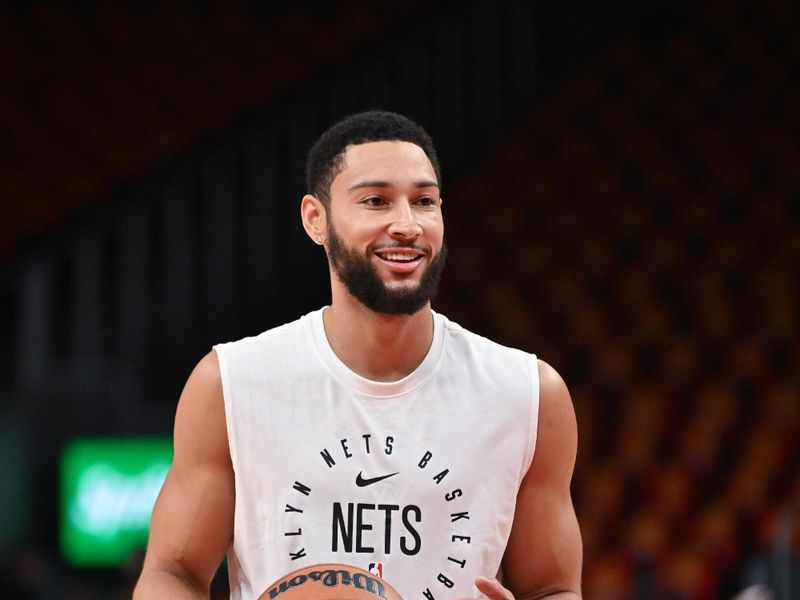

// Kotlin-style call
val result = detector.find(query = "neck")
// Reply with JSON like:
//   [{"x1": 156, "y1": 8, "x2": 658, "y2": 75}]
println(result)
[{"x1": 322, "y1": 293, "x2": 434, "y2": 382}]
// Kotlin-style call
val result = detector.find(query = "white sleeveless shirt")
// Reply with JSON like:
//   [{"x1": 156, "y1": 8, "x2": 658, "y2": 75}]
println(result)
[{"x1": 214, "y1": 308, "x2": 539, "y2": 600}]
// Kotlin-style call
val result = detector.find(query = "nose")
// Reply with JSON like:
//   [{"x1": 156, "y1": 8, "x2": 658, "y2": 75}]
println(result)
[{"x1": 388, "y1": 199, "x2": 422, "y2": 240}]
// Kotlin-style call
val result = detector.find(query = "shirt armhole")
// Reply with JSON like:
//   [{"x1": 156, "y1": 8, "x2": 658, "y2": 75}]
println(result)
[
  {"x1": 520, "y1": 353, "x2": 540, "y2": 482},
  {"x1": 212, "y1": 343, "x2": 239, "y2": 478}
]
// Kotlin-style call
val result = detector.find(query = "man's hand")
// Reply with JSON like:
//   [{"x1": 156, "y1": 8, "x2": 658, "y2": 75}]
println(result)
[
  {"x1": 451, "y1": 576, "x2": 514, "y2": 600},
  {"x1": 453, "y1": 576, "x2": 582, "y2": 600},
  {"x1": 475, "y1": 576, "x2": 515, "y2": 599}
]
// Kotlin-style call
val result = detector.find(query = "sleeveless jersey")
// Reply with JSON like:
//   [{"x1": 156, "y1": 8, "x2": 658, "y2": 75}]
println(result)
[{"x1": 214, "y1": 308, "x2": 539, "y2": 600}]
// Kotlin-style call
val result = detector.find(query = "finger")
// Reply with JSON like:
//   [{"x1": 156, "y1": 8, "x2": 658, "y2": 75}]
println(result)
[{"x1": 474, "y1": 576, "x2": 514, "y2": 600}]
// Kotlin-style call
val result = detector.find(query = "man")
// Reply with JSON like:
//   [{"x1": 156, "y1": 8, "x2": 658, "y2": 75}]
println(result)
[{"x1": 135, "y1": 111, "x2": 582, "y2": 599}]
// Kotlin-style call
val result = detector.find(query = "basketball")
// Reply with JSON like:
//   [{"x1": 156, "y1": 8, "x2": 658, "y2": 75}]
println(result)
[{"x1": 258, "y1": 563, "x2": 404, "y2": 600}]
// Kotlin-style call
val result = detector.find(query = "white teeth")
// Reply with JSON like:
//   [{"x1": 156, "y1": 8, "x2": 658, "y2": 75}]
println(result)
[{"x1": 380, "y1": 252, "x2": 419, "y2": 262}]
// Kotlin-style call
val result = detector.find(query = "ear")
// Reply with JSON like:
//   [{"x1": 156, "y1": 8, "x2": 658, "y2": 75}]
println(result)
[{"x1": 301, "y1": 194, "x2": 327, "y2": 245}]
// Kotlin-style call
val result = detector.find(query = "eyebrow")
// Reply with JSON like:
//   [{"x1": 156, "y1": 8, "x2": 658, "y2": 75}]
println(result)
[{"x1": 348, "y1": 179, "x2": 440, "y2": 191}]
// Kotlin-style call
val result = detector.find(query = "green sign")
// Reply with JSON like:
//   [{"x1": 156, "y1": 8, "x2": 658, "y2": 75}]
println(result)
[{"x1": 60, "y1": 437, "x2": 172, "y2": 567}]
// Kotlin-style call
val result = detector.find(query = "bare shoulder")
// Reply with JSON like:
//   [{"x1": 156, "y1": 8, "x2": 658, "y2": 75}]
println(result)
[
  {"x1": 537, "y1": 358, "x2": 571, "y2": 409},
  {"x1": 173, "y1": 350, "x2": 229, "y2": 469},
  {"x1": 530, "y1": 358, "x2": 577, "y2": 484},
  {"x1": 184, "y1": 349, "x2": 223, "y2": 393}
]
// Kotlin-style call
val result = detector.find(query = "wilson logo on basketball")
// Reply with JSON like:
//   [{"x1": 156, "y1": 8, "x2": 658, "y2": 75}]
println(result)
[{"x1": 264, "y1": 567, "x2": 389, "y2": 600}]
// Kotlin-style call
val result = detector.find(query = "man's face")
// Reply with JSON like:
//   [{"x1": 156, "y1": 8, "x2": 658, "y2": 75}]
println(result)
[{"x1": 324, "y1": 141, "x2": 446, "y2": 315}]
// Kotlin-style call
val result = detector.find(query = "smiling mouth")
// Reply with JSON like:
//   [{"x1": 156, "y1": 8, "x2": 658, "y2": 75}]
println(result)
[{"x1": 374, "y1": 249, "x2": 425, "y2": 264}]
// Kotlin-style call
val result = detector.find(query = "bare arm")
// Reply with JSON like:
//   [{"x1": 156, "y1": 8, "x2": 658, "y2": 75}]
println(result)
[
  {"x1": 470, "y1": 359, "x2": 582, "y2": 600},
  {"x1": 134, "y1": 351, "x2": 234, "y2": 599}
]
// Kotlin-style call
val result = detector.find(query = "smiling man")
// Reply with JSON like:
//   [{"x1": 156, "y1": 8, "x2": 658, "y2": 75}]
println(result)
[{"x1": 135, "y1": 111, "x2": 582, "y2": 599}]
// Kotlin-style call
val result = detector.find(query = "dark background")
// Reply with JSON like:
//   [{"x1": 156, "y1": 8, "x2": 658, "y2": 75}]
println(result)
[{"x1": 0, "y1": 1, "x2": 797, "y2": 598}]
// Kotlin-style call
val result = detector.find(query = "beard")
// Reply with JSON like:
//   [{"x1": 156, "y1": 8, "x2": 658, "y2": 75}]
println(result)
[{"x1": 326, "y1": 222, "x2": 448, "y2": 316}]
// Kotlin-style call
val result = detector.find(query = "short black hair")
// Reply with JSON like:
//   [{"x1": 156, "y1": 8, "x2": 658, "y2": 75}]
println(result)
[{"x1": 305, "y1": 110, "x2": 441, "y2": 205}]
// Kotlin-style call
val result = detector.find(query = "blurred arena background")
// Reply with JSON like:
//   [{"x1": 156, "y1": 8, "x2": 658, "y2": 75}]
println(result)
[{"x1": 0, "y1": 0, "x2": 797, "y2": 598}]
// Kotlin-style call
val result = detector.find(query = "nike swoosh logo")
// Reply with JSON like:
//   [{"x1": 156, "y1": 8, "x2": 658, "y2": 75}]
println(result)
[{"x1": 356, "y1": 471, "x2": 399, "y2": 487}]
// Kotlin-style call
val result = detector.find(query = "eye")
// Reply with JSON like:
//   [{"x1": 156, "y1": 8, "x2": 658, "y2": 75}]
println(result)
[
  {"x1": 362, "y1": 196, "x2": 387, "y2": 207},
  {"x1": 416, "y1": 196, "x2": 437, "y2": 207}
]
